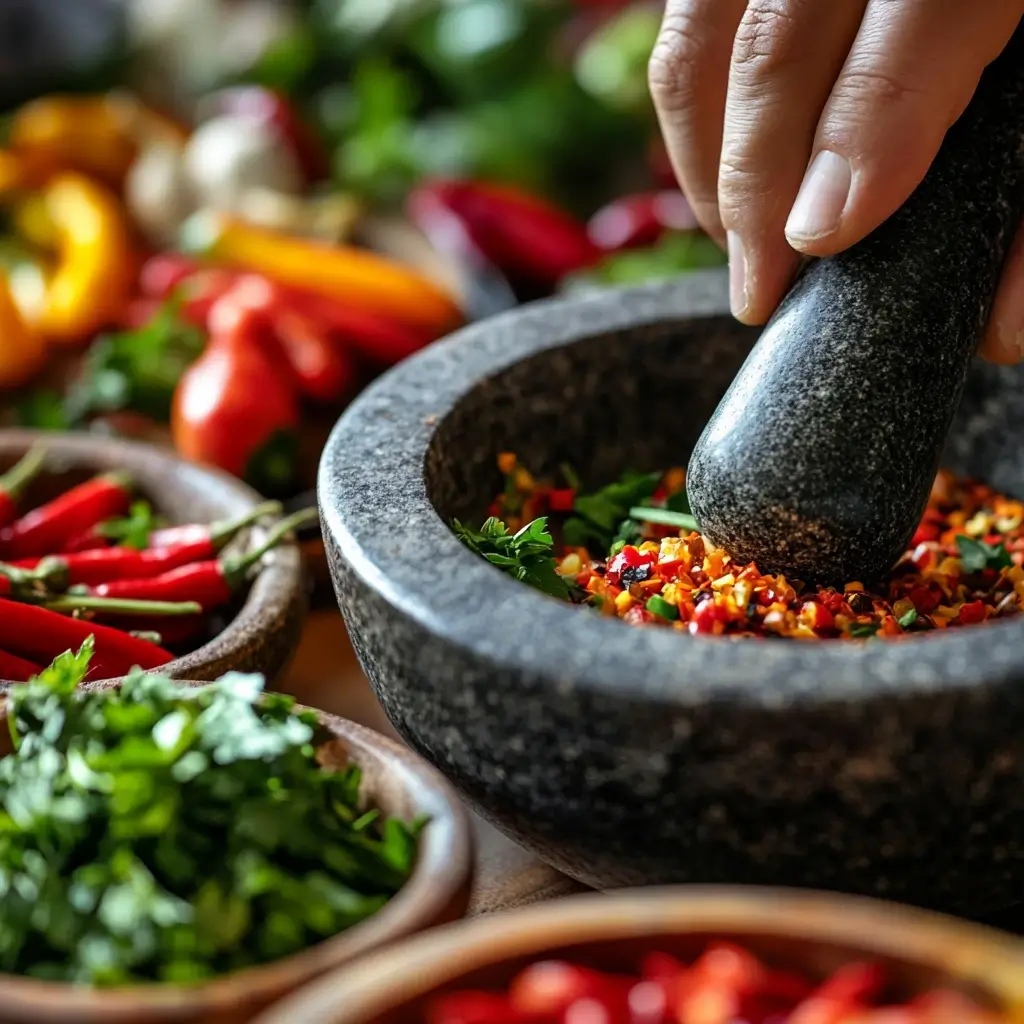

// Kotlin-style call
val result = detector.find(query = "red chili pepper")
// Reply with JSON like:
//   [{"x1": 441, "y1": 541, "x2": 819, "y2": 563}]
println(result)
[
  {"x1": 408, "y1": 180, "x2": 599, "y2": 288},
  {"x1": 587, "y1": 191, "x2": 699, "y2": 252},
  {"x1": 0, "y1": 472, "x2": 132, "y2": 560},
  {"x1": 0, "y1": 648, "x2": 43, "y2": 682},
  {"x1": 91, "y1": 508, "x2": 316, "y2": 611},
  {"x1": 548, "y1": 488, "x2": 576, "y2": 513},
  {"x1": 957, "y1": 599, "x2": 988, "y2": 625},
  {"x1": 606, "y1": 545, "x2": 656, "y2": 587},
  {"x1": 205, "y1": 87, "x2": 328, "y2": 183},
  {"x1": 0, "y1": 598, "x2": 174, "y2": 679},
  {"x1": 12, "y1": 501, "x2": 281, "y2": 586},
  {"x1": 171, "y1": 305, "x2": 300, "y2": 494},
  {"x1": 179, "y1": 267, "x2": 242, "y2": 325},
  {"x1": 790, "y1": 962, "x2": 884, "y2": 1024},
  {"x1": 0, "y1": 444, "x2": 46, "y2": 529}
]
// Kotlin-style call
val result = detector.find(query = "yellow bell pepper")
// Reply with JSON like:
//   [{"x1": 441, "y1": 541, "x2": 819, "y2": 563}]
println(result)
[
  {"x1": 8, "y1": 95, "x2": 139, "y2": 187},
  {"x1": 180, "y1": 210, "x2": 463, "y2": 333},
  {"x1": 32, "y1": 173, "x2": 133, "y2": 347},
  {"x1": 0, "y1": 276, "x2": 46, "y2": 388}
]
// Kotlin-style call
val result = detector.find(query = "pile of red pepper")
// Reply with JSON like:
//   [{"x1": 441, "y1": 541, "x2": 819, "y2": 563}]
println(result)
[
  {"x1": 426, "y1": 946, "x2": 1006, "y2": 1023},
  {"x1": 0, "y1": 445, "x2": 312, "y2": 681}
]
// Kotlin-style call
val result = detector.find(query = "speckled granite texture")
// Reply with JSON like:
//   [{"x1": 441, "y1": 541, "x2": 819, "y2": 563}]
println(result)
[
  {"x1": 689, "y1": 25, "x2": 1024, "y2": 584},
  {"x1": 320, "y1": 273, "x2": 1024, "y2": 914}
]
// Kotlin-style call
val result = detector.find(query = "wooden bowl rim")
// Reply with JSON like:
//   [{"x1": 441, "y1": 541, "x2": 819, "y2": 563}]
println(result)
[
  {"x1": 0, "y1": 429, "x2": 305, "y2": 685},
  {"x1": 252, "y1": 886, "x2": 1024, "y2": 1023},
  {"x1": 0, "y1": 696, "x2": 474, "y2": 1018}
]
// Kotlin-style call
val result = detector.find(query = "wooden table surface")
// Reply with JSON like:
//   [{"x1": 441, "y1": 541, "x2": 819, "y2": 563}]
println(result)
[{"x1": 280, "y1": 609, "x2": 588, "y2": 916}]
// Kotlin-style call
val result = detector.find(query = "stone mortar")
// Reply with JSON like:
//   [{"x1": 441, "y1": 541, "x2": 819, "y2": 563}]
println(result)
[{"x1": 320, "y1": 272, "x2": 1024, "y2": 915}]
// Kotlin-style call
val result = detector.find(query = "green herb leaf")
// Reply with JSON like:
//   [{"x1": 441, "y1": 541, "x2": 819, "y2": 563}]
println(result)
[
  {"x1": 96, "y1": 502, "x2": 167, "y2": 551},
  {"x1": 0, "y1": 655, "x2": 420, "y2": 985},
  {"x1": 15, "y1": 390, "x2": 71, "y2": 431},
  {"x1": 453, "y1": 516, "x2": 569, "y2": 599},
  {"x1": 956, "y1": 534, "x2": 1013, "y2": 574},
  {"x1": 629, "y1": 506, "x2": 699, "y2": 532},
  {"x1": 562, "y1": 471, "x2": 659, "y2": 552},
  {"x1": 63, "y1": 299, "x2": 204, "y2": 426},
  {"x1": 898, "y1": 608, "x2": 918, "y2": 629}
]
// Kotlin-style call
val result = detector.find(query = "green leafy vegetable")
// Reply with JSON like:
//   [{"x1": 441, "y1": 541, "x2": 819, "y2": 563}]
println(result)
[
  {"x1": 14, "y1": 389, "x2": 71, "y2": 431},
  {"x1": 629, "y1": 506, "x2": 699, "y2": 532},
  {"x1": 0, "y1": 646, "x2": 421, "y2": 985},
  {"x1": 452, "y1": 516, "x2": 569, "y2": 598},
  {"x1": 562, "y1": 471, "x2": 659, "y2": 552},
  {"x1": 96, "y1": 502, "x2": 167, "y2": 551},
  {"x1": 62, "y1": 299, "x2": 205, "y2": 427},
  {"x1": 955, "y1": 534, "x2": 1013, "y2": 574},
  {"x1": 565, "y1": 232, "x2": 727, "y2": 291}
]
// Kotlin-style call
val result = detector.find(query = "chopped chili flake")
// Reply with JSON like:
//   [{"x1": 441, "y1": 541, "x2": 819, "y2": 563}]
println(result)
[{"x1": 461, "y1": 458, "x2": 1024, "y2": 640}]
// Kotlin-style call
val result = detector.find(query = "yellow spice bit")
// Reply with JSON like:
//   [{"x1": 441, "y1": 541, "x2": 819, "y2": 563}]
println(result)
[
  {"x1": 844, "y1": 581, "x2": 864, "y2": 593},
  {"x1": 711, "y1": 573, "x2": 736, "y2": 591},
  {"x1": 965, "y1": 512, "x2": 991, "y2": 537},
  {"x1": 937, "y1": 557, "x2": 962, "y2": 577},
  {"x1": 513, "y1": 467, "x2": 535, "y2": 491},
  {"x1": 892, "y1": 597, "x2": 915, "y2": 620},
  {"x1": 614, "y1": 591, "x2": 635, "y2": 614},
  {"x1": 558, "y1": 553, "x2": 581, "y2": 577},
  {"x1": 638, "y1": 541, "x2": 659, "y2": 555}
]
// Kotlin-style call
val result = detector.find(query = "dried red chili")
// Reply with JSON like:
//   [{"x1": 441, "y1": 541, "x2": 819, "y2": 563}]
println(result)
[{"x1": 467, "y1": 457, "x2": 1024, "y2": 640}]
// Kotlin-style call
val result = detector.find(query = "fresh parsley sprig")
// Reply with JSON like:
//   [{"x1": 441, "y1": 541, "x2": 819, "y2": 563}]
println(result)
[
  {"x1": 452, "y1": 516, "x2": 570, "y2": 598},
  {"x1": 562, "y1": 471, "x2": 660, "y2": 552}
]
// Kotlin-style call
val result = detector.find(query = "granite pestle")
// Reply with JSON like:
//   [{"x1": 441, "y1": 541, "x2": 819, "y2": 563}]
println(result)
[{"x1": 687, "y1": 25, "x2": 1024, "y2": 584}]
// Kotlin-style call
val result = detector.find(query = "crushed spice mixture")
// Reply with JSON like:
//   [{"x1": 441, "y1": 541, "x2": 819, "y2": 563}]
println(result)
[{"x1": 452, "y1": 454, "x2": 1024, "y2": 640}]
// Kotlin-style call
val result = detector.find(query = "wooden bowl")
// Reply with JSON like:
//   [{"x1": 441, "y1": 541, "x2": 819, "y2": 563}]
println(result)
[
  {"x1": 0, "y1": 429, "x2": 307, "y2": 685},
  {"x1": 253, "y1": 887, "x2": 1024, "y2": 1023},
  {"x1": 0, "y1": 700, "x2": 474, "y2": 1023}
]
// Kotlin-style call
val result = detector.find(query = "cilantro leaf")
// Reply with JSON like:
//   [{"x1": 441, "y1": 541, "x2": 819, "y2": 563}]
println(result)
[
  {"x1": 898, "y1": 608, "x2": 918, "y2": 628},
  {"x1": 453, "y1": 516, "x2": 570, "y2": 598},
  {"x1": 848, "y1": 621, "x2": 881, "y2": 638},
  {"x1": 562, "y1": 471, "x2": 659, "y2": 552},
  {"x1": 956, "y1": 534, "x2": 1013, "y2": 574}
]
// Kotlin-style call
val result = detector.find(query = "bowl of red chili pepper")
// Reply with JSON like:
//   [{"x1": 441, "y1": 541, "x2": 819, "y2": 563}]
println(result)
[
  {"x1": 253, "y1": 888, "x2": 1024, "y2": 1023},
  {"x1": 320, "y1": 271, "x2": 1024, "y2": 914},
  {"x1": 0, "y1": 429, "x2": 307, "y2": 685}
]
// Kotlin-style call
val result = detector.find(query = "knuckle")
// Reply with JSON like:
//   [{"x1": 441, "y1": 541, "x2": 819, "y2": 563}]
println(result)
[
  {"x1": 648, "y1": 2, "x2": 710, "y2": 108},
  {"x1": 717, "y1": 153, "x2": 777, "y2": 222},
  {"x1": 832, "y1": 64, "x2": 924, "y2": 112},
  {"x1": 731, "y1": 0, "x2": 802, "y2": 78}
]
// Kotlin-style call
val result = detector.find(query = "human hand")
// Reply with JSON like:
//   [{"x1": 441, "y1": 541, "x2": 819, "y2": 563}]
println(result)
[{"x1": 649, "y1": 0, "x2": 1024, "y2": 363}]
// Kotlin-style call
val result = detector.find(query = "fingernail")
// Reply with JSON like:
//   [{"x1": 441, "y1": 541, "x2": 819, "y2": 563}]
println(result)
[
  {"x1": 786, "y1": 149, "x2": 852, "y2": 245},
  {"x1": 727, "y1": 231, "x2": 748, "y2": 318}
]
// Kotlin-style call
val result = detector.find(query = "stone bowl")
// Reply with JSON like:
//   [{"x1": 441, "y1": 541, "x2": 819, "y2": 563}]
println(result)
[
  {"x1": 0, "y1": 430, "x2": 307, "y2": 685},
  {"x1": 254, "y1": 888, "x2": 1024, "y2": 1023},
  {"x1": 0, "y1": 692, "x2": 474, "y2": 1024},
  {"x1": 319, "y1": 271, "x2": 1024, "y2": 915}
]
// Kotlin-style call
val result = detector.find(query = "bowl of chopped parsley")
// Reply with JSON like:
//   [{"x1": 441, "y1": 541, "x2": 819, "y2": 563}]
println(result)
[
  {"x1": 0, "y1": 643, "x2": 472, "y2": 1022},
  {"x1": 320, "y1": 271, "x2": 1024, "y2": 915}
]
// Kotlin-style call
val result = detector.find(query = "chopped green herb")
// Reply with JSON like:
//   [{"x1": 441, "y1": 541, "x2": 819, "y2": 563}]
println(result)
[
  {"x1": 62, "y1": 299, "x2": 205, "y2": 426},
  {"x1": 898, "y1": 608, "x2": 918, "y2": 629},
  {"x1": 848, "y1": 621, "x2": 881, "y2": 638},
  {"x1": 452, "y1": 516, "x2": 570, "y2": 598},
  {"x1": 628, "y1": 506, "x2": 699, "y2": 532},
  {"x1": 0, "y1": 646, "x2": 421, "y2": 985},
  {"x1": 563, "y1": 471, "x2": 659, "y2": 551},
  {"x1": 956, "y1": 534, "x2": 1013, "y2": 574},
  {"x1": 646, "y1": 595, "x2": 678, "y2": 621}
]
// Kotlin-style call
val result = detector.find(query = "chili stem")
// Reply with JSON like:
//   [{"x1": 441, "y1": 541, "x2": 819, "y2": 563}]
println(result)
[
  {"x1": 44, "y1": 596, "x2": 203, "y2": 616},
  {"x1": 0, "y1": 444, "x2": 47, "y2": 498},
  {"x1": 210, "y1": 500, "x2": 284, "y2": 546},
  {"x1": 222, "y1": 507, "x2": 319, "y2": 584}
]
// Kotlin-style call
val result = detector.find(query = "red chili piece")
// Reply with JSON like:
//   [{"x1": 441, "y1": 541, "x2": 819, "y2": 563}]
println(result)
[
  {"x1": 13, "y1": 501, "x2": 281, "y2": 586},
  {"x1": 0, "y1": 648, "x2": 43, "y2": 682},
  {"x1": 0, "y1": 445, "x2": 47, "y2": 529},
  {"x1": 0, "y1": 472, "x2": 132, "y2": 560},
  {"x1": 91, "y1": 508, "x2": 317, "y2": 612},
  {"x1": 0, "y1": 598, "x2": 173, "y2": 679},
  {"x1": 605, "y1": 546, "x2": 656, "y2": 587}
]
